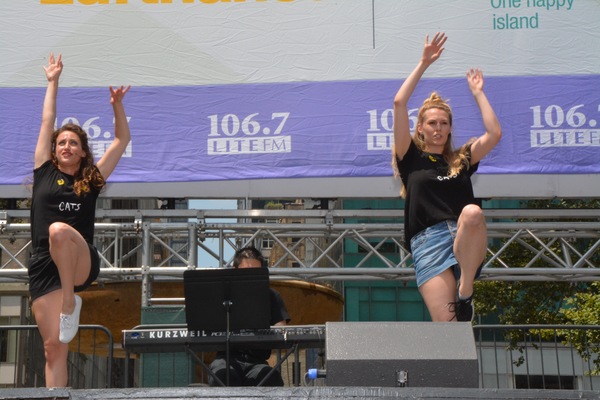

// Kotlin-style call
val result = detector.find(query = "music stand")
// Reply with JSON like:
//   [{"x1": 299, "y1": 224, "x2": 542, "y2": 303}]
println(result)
[{"x1": 183, "y1": 267, "x2": 271, "y2": 385}]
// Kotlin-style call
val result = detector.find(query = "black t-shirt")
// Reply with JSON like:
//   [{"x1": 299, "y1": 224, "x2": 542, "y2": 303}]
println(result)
[
  {"x1": 30, "y1": 160, "x2": 100, "y2": 252},
  {"x1": 269, "y1": 288, "x2": 290, "y2": 326},
  {"x1": 396, "y1": 141, "x2": 479, "y2": 251}
]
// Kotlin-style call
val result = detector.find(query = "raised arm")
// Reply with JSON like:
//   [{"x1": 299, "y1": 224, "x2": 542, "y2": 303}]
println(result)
[
  {"x1": 466, "y1": 68, "x2": 502, "y2": 165},
  {"x1": 35, "y1": 53, "x2": 63, "y2": 169},
  {"x1": 393, "y1": 32, "x2": 447, "y2": 159},
  {"x1": 96, "y1": 85, "x2": 131, "y2": 180}
]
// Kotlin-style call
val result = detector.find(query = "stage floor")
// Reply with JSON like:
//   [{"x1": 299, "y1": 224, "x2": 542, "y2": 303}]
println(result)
[{"x1": 0, "y1": 387, "x2": 599, "y2": 400}]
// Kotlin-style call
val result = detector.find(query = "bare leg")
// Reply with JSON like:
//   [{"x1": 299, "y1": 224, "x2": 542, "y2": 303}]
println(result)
[
  {"x1": 37, "y1": 222, "x2": 92, "y2": 386},
  {"x1": 453, "y1": 204, "x2": 487, "y2": 298},
  {"x1": 48, "y1": 222, "x2": 91, "y2": 314},
  {"x1": 32, "y1": 290, "x2": 69, "y2": 387},
  {"x1": 419, "y1": 268, "x2": 457, "y2": 321}
]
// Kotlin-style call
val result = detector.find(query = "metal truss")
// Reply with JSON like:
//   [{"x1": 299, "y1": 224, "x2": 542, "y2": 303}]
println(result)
[{"x1": 1, "y1": 208, "x2": 599, "y2": 289}]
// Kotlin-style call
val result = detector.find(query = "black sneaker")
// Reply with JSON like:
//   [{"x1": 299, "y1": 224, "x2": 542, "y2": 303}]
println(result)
[{"x1": 449, "y1": 295, "x2": 474, "y2": 322}]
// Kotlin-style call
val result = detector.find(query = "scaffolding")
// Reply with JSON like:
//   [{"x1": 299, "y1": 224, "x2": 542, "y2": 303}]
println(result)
[{"x1": 1, "y1": 208, "x2": 598, "y2": 305}]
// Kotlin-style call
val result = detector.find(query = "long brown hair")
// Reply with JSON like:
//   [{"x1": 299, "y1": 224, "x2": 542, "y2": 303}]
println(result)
[
  {"x1": 51, "y1": 123, "x2": 105, "y2": 196},
  {"x1": 393, "y1": 92, "x2": 474, "y2": 198}
]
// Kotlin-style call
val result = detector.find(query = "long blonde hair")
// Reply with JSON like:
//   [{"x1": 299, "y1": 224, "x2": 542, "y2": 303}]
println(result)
[{"x1": 393, "y1": 92, "x2": 474, "y2": 198}]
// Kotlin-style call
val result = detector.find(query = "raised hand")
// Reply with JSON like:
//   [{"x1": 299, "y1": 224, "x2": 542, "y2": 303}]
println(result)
[
  {"x1": 466, "y1": 68, "x2": 484, "y2": 95},
  {"x1": 109, "y1": 85, "x2": 131, "y2": 105},
  {"x1": 43, "y1": 52, "x2": 63, "y2": 82},
  {"x1": 422, "y1": 32, "x2": 447, "y2": 66}
]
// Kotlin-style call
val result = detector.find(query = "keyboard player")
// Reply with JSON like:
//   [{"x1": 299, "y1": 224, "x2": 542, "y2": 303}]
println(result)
[{"x1": 209, "y1": 246, "x2": 290, "y2": 387}]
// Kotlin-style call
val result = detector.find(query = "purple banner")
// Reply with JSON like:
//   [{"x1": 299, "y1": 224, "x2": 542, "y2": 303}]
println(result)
[{"x1": 1, "y1": 75, "x2": 599, "y2": 185}]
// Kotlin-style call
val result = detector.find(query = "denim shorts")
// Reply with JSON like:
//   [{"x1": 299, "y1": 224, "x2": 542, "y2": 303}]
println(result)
[{"x1": 410, "y1": 220, "x2": 460, "y2": 287}]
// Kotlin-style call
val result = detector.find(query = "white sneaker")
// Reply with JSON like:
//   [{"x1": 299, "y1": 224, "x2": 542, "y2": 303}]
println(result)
[{"x1": 59, "y1": 295, "x2": 82, "y2": 344}]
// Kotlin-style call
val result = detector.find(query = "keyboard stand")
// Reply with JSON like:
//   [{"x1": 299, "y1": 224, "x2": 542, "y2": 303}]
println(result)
[
  {"x1": 183, "y1": 342, "x2": 299, "y2": 387},
  {"x1": 184, "y1": 299, "x2": 235, "y2": 387},
  {"x1": 256, "y1": 344, "x2": 298, "y2": 387},
  {"x1": 223, "y1": 299, "x2": 233, "y2": 386},
  {"x1": 184, "y1": 345, "x2": 225, "y2": 387}
]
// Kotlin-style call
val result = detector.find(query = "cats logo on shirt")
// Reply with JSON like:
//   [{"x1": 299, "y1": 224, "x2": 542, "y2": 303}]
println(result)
[
  {"x1": 55, "y1": 180, "x2": 82, "y2": 212},
  {"x1": 59, "y1": 202, "x2": 82, "y2": 212}
]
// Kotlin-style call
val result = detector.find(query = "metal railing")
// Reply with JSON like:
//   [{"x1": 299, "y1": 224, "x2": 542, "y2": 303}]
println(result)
[
  {"x1": 0, "y1": 323, "x2": 597, "y2": 390},
  {"x1": 0, "y1": 324, "x2": 114, "y2": 389},
  {"x1": 474, "y1": 325, "x2": 599, "y2": 391}
]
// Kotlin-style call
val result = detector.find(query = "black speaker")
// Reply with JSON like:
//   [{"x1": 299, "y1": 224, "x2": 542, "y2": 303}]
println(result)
[{"x1": 325, "y1": 322, "x2": 478, "y2": 388}]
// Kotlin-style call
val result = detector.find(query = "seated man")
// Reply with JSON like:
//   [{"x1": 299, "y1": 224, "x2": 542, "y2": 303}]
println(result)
[{"x1": 208, "y1": 246, "x2": 290, "y2": 387}]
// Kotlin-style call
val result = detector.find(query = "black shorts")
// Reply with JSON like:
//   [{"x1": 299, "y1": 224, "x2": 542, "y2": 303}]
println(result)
[{"x1": 28, "y1": 243, "x2": 100, "y2": 301}]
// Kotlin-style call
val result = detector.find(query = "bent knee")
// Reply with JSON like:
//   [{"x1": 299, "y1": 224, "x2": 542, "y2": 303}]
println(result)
[
  {"x1": 48, "y1": 222, "x2": 72, "y2": 243},
  {"x1": 459, "y1": 204, "x2": 485, "y2": 227}
]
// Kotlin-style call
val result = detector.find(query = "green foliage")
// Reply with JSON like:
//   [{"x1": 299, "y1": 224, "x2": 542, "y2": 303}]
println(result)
[
  {"x1": 475, "y1": 281, "x2": 585, "y2": 368},
  {"x1": 265, "y1": 201, "x2": 284, "y2": 210},
  {"x1": 475, "y1": 198, "x2": 600, "y2": 374},
  {"x1": 561, "y1": 282, "x2": 600, "y2": 324},
  {"x1": 526, "y1": 198, "x2": 600, "y2": 210},
  {"x1": 558, "y1": 282, "x2": 600, "y2": 374},
  {"x1": 475, "y1": 281, "x2": 577, "y2": 325}
]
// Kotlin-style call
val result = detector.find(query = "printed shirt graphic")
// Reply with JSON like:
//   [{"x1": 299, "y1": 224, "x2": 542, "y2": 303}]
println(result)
[{"x1": 30, "y1": 161, "x2": 100, "y2": 250}]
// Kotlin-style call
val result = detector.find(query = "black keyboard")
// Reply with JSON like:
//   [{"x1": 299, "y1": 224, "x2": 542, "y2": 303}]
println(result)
[{"x1": 122, "y1": 325, "x2": 326, "y2": 353}]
